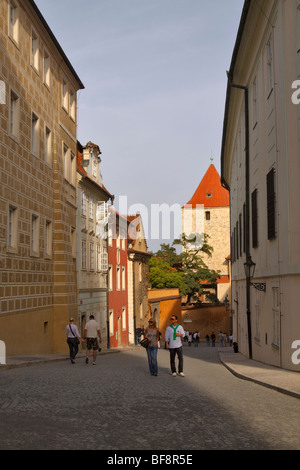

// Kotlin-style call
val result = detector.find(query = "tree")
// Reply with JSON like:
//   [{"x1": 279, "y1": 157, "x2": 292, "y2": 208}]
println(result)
[{"x1": 149, "y1": 234, "x2": 220, "y2": 304}]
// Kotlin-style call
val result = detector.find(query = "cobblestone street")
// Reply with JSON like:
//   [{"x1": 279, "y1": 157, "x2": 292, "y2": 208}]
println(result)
[{"x1": 0, "y1": 344, "x2": 299, "y2": 451}]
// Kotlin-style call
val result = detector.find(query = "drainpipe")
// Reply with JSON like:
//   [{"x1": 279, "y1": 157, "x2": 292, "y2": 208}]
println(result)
[{"x1": 227, "y1": 75, "x2": 252, "y2": 359}]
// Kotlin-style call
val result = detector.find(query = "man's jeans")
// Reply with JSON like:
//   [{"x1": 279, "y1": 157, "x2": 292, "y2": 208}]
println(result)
[
  {"x1": 147, "y1": 346, "x2": 158, "y2": 374},
  {"x1": 169, "y1": 346, "x2": 183, "y2": 373}
]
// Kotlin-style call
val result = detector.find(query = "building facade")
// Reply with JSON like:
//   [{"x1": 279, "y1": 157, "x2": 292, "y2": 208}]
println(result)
[
  {"x1": 221, "y1": 0, "x2": 300, "y2": 370},
  {"x1": 108, "y1": 210, "x2": 129, "y2": 348},
  {"x1": 77, "y1": 141, "x2": 113, "y2": 348},
  {"x1": 127, "y1": 215, "x2": 151, "y2": 344},
  {"x1": 0, "y1": 0, "x2": 84, "y2": 355}
]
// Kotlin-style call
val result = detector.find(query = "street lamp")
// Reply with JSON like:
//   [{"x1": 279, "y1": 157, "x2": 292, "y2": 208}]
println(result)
[{"x1": 244, "y1": 257, "x2": 266, "y2": 292}]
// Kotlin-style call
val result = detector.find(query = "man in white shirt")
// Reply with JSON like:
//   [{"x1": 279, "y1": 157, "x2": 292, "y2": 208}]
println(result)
[
  {"x1": 84, "y1": 315, "x2": 101, "y2": 365},
  {"x1": 165, "y1": 315, "x2": 185, "y2": 377}
]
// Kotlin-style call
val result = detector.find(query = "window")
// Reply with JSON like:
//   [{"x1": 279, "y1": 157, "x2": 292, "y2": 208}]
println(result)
[
  {"x1": 266, "y1": 35, "x2": 273, "y2": 95},
  {"x1": 45, "y1": 220, "x2": 52, "y2": 257},
  {"x1": 205, "y1": 211, "x2": 210, "y2": 221},
  {"x1": 272, "y1": 287, "x2": 280, "y2": 348},
  {"x1": 63, "y1": 144, "x2": 75, "y2": 184},
  {"x1": 122, "y1": 307, "x2": 126, "y2": 330},
  {"x1": 81, "y1": 192, "x2": 87, "y2": 217},
  {"x1": 31, "y1": 112, "x2": 39, "y2": 155},
  {"x1": 31, "y1": 214, "x2": 39, "y2": 255},
  {"x1": 251, "y1": 189, "x2": 258, "y2": 248},
  {"x1": 138, "y1": 262, "x2": 142, "y2": 282},
  {"x1": 108, "y1": 265, "x2": 113, "y2": 290},
  {"x1": 70, "y1": 151, "x2": 75, "y2": 186},
  {"x1": 45, "y1": 126, "x2": 52, "y2": 165},
  {"x1": 81, "y1": 240, "x2": 86, "y2": 269},
  {"x1": 252, "y1": 76, "x2": 257, "y2": 126},
  {"x1": 139, "y1": 302, "x2": 143, "y2": 320},
  {"x1": 239, "y1": 213, "x2": 242, "y2": 256},
  {"x1": 122, "y1": 267, "x2": 126, "y2": 290},
  {"x1": 62, "y1": 79, "x2": 68, "y2": 110},
  {"x1": 10, "y1": 89, "x2": 19, "y2": 138},
  {"x1": 109, "y1": 310, "x2": 114, "y2": 336},
  {"x1": 96, "y1": 201, "x2": 108, "y2": 221},
  {"x1": 89, "y1": 198, "x2": 94, "y2": 220},
  {"x1": 8, "y1": 205, "x2": 17, "y2": 250},
  {"x1": 89, "y1": 243, "x2": 95, "y2": 271},
  {"x1": 43, "y1": 49, "x2": 50, "y2": 87},
  {"x1": 70, "y1": 90, "x2": 75, "y2": 120},
  {"x1": 8, "y1": 0, "x2": 19, "y2": 44},
  {"x1": 267, "y1": 168, "x2": 276, "y2": 240},
  {"x1": 254, "y1": 289, "x2": 261, "y2": 341},
  {"x1": 116, "y1": 266, "x2": 120, "y2": 290},
  {"x1": 31, "y1": 29, "x2": 39, "y2": 71},
  {"x1": 63, "y1": 143, "x2": 69, "y2": 179},
  {"x1": 71, "y1": 227, "x2": 76, "y2": 259}
]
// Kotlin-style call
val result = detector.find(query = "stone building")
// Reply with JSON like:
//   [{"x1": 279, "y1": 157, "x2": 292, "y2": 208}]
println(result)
[
  {"x1": 182, "y1": 162, "x2": 230, "y2": 303},
  {"x1": 0, "y1": 0, "x2": 84, "y2": 355},
  {"x1": 127, "y1": 214, "x2": 151, "y2": 344},
  {"x1": 221, "y1": 0, "x2": 300, "y2": 370},
  {"x1": 76, "y1": 141, "x2": 114, "y2": 347}
]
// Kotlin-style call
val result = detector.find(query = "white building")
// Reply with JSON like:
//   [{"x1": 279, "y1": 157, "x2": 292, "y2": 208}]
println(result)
[
  {"x1": 76, "y1": 141, "x2": 114, "y2": 346},
  {"x1": 221, "y1": 0, "x2": 300, "y2": 371}
]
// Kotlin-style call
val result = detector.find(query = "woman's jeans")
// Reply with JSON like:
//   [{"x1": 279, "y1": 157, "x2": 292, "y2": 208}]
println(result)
[
  {"x1": 147, "y1": 346, "x2": 158, "y2": 374},
  {"x1": 67, "y1": 338, "x2": 78, "y2": 360},
  {"x1": 169, "y1": 347, "x2": 183, "y2": 373}
]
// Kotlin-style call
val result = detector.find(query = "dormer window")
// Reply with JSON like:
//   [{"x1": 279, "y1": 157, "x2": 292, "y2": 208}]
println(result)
[{"x1": 206, "y1": 191, "x2": 213, "y2": 197}]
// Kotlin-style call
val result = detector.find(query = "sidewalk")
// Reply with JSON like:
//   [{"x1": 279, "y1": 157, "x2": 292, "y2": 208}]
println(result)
[
  {"x1": 218, "y1": 347, "x2": 300, "y2": 399},
  {"x1": 0, "y1": 348, "x2": 122, "y2": 370}
]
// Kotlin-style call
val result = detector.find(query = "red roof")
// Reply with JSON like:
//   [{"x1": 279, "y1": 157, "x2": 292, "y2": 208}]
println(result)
[{"x1": 183, "y1": 164, "x2": 229, "y2": 208}]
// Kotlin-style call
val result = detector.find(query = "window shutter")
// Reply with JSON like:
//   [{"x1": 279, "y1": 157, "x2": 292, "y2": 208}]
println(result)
[
  {"x1": 267, "y1": 168, "x2": 276, "y2": 240},
  {"x1": 251, "y1": 189, "x2": 258, "y2": 248}
]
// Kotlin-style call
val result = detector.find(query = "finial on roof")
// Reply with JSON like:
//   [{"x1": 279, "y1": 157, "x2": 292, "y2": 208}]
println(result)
[{"x1": 210, "y1": 155, "x2": 214, "y2": 164}]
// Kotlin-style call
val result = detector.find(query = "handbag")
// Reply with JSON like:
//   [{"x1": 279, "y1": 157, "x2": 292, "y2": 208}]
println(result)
[
  {"x1": 69, "y1": 324, "x2": 80, "y2": 344},
  {"x1": 140, "y1": 329, "x2": 155, "y2": 348},
  {"x1": 140, "y1": 338, "x2": 150, "y2": 348}
]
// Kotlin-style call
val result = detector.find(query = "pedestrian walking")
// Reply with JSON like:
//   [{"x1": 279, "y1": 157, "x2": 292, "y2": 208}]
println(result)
[
  {"x1": 66, "y1": 318, "x2": 83, "y2": 364},
  {"x1": 188, "y1": 332, "x2": 192, "y2": 346},
  {"x1": 206, "y1": 334, "x2": 210, "y2": 346},
  {"x1": 84, "y1": 314, "x2": 101, "y2": 365},
  {"x1": 165, "y1": 314, "x2": 185, "y2": 377},
  {"x1": 211, "y1": 331, "x2": 216, "y2": 347},
  {"x1": 219, "y1": 331, "x2": 223, "y2": 347},
  {"x1": 144, "y1": 318, "x2": 160, "y2": 376},
  {"x1": 136, "y1": 325, "x2": 144, "y2": 345},
  {"x1": 193, "y1": 331, "x2": 199, "y2": 347}
]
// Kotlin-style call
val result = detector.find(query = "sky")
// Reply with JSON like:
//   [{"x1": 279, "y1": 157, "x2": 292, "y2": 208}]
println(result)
[{"x1": 35, "y1": 0, "x2": 244, "y2": 252}]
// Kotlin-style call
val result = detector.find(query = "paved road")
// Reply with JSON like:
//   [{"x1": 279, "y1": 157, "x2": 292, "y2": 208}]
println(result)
[{"x1": 0, "y1": 344, "x2": 299, "y2": 450}]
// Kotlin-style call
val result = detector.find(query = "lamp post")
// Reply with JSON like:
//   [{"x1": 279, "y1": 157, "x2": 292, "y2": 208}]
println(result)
[{"x1": 244, "y1": 258, "x2": 266, "y2": 292}]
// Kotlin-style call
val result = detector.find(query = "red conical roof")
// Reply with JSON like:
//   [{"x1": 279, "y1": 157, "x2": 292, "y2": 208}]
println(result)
[{"x1": 183, "y1": 164, "x2": 229, "y2": 208}]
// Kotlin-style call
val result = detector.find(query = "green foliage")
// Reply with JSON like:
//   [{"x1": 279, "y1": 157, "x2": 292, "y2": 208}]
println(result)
[{"x1": 149, "y1": 234, "x2": 220, "y2": 303}]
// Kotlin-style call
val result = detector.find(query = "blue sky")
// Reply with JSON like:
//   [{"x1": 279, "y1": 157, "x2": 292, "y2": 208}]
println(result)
[{"x1": 35, "y1": 0, "x2": 244, "y2": 251}]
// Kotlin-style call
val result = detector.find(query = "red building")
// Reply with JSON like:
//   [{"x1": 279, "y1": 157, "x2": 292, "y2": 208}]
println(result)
[{"x1": 108, "y1": 210, "x2": 129, "y2": 347}]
